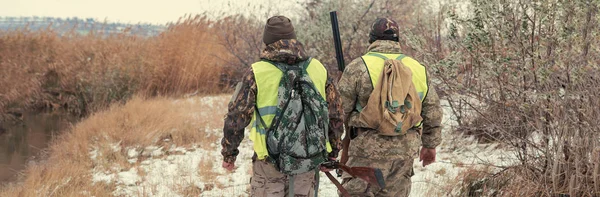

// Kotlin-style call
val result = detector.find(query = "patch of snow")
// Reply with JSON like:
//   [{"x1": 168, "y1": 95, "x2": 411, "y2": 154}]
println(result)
[
  {"x1": 92, "y1": 170, "x2": 115, "y2": 184},
  {"x1": 89, "y1": 149, "x2": 99, "y2": 161},
  {"x1": 141, "y1": 146, "x2": 162, "y2": 157},
  {"x1": 128, "y1": 158, "x2": 138, "y2": 164},
  {"x1": 111, "y1": 142, "x2": 122, "y2": 152},
  {"x1": 117, "y1": 168, "x2": 140, "y2": 186},
  {"x1": 127, "y1": 147, "x2": 140, "y2": 158},
  {"x1": 168, "y1": 146, "x2": 187, "y2": 154},
  {"x1": 151, "y1": 148, "x2": 164, "y2": 157},
  {"x1": 113, "y1": 168, "x2": 142, "y2": 196}
]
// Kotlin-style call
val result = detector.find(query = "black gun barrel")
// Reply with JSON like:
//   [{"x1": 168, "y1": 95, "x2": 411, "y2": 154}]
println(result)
[{"x1": 330, "y1": 11, "x2": 345, "y2": 71}]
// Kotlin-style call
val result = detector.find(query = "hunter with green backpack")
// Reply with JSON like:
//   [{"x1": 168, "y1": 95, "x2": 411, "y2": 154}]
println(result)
[{"x1": 220, "y1": 16, "x2": 345, "y2": 197}]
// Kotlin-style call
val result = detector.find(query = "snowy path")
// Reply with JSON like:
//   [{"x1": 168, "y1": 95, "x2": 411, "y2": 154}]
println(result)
[{"x1": 90, "y1": 97, "x2": 510, "y2": 197}]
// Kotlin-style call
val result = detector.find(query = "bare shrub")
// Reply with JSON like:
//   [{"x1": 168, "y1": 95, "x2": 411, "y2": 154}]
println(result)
[
  {"x1": 218, "y1": 15, "x2": 263, "y2": 87},
  {"x1": 425, "y1": 0, "x2": 600, "y2": 195}
]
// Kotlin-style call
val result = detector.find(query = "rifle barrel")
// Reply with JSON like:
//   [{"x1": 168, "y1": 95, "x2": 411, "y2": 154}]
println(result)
[{"x1": 330, "y1": 11, "x2": 345, "y2": 71}]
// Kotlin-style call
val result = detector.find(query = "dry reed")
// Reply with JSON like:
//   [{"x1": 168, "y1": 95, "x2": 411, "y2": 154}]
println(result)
[{"x1": 0, "y1": 15, "x2": 237, "y2": 123}]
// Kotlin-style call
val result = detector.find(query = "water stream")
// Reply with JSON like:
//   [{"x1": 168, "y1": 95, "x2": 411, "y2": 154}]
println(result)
[{"x1": 0, "y1": 112, "x2": 77, "y2": 183}]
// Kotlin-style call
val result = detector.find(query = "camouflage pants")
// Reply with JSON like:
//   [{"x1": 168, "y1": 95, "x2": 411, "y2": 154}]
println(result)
[
  {"x1": 341, "y1": 129, "x2": 421, "y2": 197},
  {"x1": 251, "y1": 159, "x2": 316, "y2": 197}
]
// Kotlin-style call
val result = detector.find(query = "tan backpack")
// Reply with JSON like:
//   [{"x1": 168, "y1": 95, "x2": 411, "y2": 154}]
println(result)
[{"x1": 358, "y1": 58, "x2": 423, "y2": 136}]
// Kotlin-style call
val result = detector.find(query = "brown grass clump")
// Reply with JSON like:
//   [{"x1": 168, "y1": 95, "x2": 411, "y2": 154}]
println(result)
[
  {"x1": 197, "y1": 158, "x2": 222, "y2": 188},
  {"x1": 0, "y1": 95, "x2": 229, "y2": 196},
  {"x1": 0, "y1": 15, "x2": 238, "y2": 123},
  {"x1": 455, "y1": 166, "x2": 510, "y2": 197},
  {"x1": 145, "y1": 15, "x2": 237, "y2": 97},
  {"x1": 180, "y1": 184, "x2": 203, "y2": 196}
]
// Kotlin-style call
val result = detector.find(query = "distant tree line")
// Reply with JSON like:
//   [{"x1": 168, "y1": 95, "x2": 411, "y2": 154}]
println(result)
[{"x1": 0, "y1": 16, "x2": 166, "y2": 37}]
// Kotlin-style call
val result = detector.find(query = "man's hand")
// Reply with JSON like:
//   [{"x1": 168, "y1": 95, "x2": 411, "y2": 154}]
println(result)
[
  {"x1": 222, "y1": 161, "x2": 235, "y2": 171},
  {"x1": 419, "y1": 147, "x2": 436, "y2": 167},
  {"x1": 320, "y1": 166, "x2": 332, "y2": 172},
  {"x1": 319, "y1": 157, "x2": 337, "y2": 172}
]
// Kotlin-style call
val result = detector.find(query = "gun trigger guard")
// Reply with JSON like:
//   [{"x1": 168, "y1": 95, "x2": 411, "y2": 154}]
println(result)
[{"x1": 336, "y1": 169, "x2": 342, "y2": 177}]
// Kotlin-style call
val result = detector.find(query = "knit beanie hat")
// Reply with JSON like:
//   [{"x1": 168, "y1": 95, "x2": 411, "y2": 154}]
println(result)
[{"x1": 263, "y1": 16, "x2": 297, "y2": 45}]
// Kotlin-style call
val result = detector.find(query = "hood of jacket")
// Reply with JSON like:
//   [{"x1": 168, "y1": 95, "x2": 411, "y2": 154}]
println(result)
[{"x1": 260, "y1": 39, "x2": 309, "y2": 65}]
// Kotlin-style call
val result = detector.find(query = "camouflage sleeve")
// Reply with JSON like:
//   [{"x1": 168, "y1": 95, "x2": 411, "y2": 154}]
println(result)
[
  {"x1": 421, "y1": 82, "x2": 443, "y2": 149},
  {"x1": 221, "y1": 68, "x2": 256, "y2": 164},
  {"x1": 325, "y1": 75, "x2": 344, "y2": 158},
  {"x1": 337, "y1": 58, "x2": 366, "y2": 123}
]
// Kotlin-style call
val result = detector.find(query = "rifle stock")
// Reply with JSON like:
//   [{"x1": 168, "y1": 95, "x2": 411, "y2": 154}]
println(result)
[
  {"x1": 340, "y1": 126, "x2": 352, "y2": 165},
  {"x1": 321, "y1": 161, "x2": 386, "y2": 189},
  {"x1": 338, "y1": 164, "x2": 385, "y2": 188},
  {"x1": 338, "y1": 128, "x2": 351, "y2": 177}
]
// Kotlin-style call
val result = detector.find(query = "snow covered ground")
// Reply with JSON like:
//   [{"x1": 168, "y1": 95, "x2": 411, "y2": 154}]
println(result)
[{"x1": 90, "y1": 97, "x2": 512, "y2": 197}]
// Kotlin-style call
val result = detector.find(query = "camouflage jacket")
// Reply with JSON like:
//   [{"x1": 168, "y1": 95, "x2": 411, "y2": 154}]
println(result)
[
  {"x1": 221, "y1": 39, "x2": 345, "y2": 164},
  {"x1": 338, "y1": 40, "x2": 443, "y2": 148}
]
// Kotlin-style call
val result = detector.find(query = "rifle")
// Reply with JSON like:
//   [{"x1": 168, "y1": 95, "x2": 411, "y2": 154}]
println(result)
[
  {"x1": 329, "y1": 10, "x2": 352, "y2": 179},
  {"x1": 321, "y1": 160, "x2": 386, "y2": 197},
  {"x1": 328, "y1": 11, "x2": 384, "y2": 196}
]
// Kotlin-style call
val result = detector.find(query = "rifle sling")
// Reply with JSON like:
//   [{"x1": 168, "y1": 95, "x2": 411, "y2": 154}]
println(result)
[{"x1": 325, "y1": 171, "x2": 351, "y2": 197}]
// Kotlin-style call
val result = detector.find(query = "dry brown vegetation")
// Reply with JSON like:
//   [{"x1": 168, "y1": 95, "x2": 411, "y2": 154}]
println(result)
[
  {"x1": 0, "y1": 15, "x2": 239, "y2": 123},
  {"x1": 425, "y1": 0, "x2": 600, "y2": 196},
  {"x1": 0, "y1": 95, "x2": 229, "y2": 196}
]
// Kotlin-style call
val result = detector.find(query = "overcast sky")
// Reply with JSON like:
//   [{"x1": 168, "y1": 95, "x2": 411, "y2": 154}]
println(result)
[{"x1": 0, "y1": 0, "x2": 305, "y2": 24}]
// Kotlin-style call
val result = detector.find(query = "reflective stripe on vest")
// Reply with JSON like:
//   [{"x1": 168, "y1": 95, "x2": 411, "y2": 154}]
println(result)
[
  {"x1": 360, "y1": 52, "x2": 429, "y2": 126},
  {"x1": 249, "y1": 59, "x2": 331, "y2": 160}
]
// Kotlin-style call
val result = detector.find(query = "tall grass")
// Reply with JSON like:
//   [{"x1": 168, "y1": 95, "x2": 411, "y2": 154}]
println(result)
[{"x1": 0, "y1": 15, "x2": 236, "y2": 123}]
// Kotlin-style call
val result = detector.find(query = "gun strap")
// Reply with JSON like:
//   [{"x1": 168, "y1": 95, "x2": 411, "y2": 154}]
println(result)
[
  {"x1": 325, "y1": 171, "x2": 351, "y2": 197},
  {"x1": 288, "y1": 175, "x2": 295, "y2": 197},
  {"x1": 314, "y1": 170, "x2": 320, "y2": 197}
]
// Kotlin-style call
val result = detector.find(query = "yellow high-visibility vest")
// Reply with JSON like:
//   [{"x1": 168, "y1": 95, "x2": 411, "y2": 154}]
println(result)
[
  {"x1": 360, "y1": 52, "x2": 429, "y2": 127},
  {"x1": 249, "y1": 59, "x2": 331, "y2": 160}
]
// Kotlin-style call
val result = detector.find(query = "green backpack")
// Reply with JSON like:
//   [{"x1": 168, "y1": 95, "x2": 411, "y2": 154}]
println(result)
[{"x1": 256, "y1": 58, "x2": 329, "y2": 175}]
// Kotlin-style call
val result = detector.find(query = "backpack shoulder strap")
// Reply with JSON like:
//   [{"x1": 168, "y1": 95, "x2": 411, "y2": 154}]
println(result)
[
  {"x1": 365, "y1": 52, "x2": 389, "y2": 60},
  {"x1": 366, "y1": 52, "x2": 407, "y2": 61},
  {"x1": 302, "y1": 57, "x2": 313, "y2": 70},
  {"x1": 395, "y1": 54, "x2": 406, "y2": 60}
]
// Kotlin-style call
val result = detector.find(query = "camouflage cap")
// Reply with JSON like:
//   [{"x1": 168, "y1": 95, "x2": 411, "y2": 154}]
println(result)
[{"x1": 369, "y1": 18, "x2": 399, "y2": 43}]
